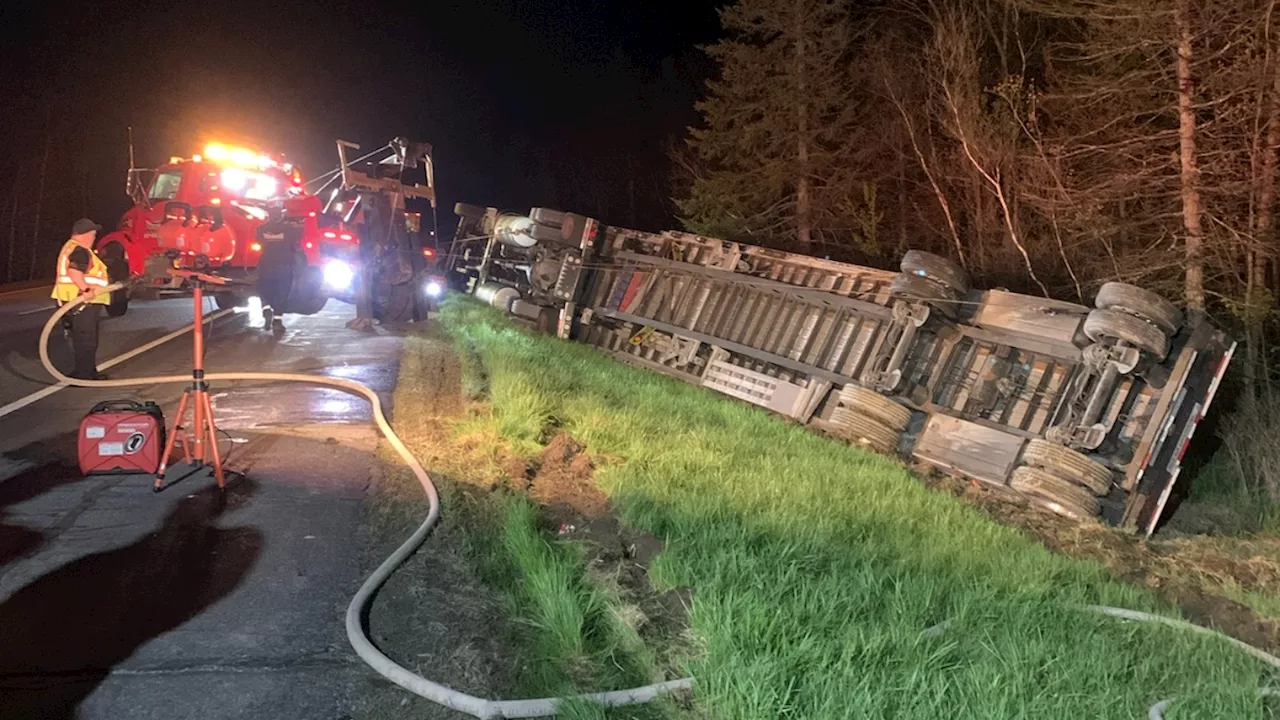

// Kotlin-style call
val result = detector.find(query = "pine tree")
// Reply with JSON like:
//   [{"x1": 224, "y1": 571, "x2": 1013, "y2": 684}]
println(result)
[{"x1": 678, "y1": 0, "x2": 866, "y2": 252}]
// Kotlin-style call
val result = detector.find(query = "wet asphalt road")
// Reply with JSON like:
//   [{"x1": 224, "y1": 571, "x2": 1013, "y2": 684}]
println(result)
[{"x1": 0, "y1": 286, "x2": 407, "y2": 719}]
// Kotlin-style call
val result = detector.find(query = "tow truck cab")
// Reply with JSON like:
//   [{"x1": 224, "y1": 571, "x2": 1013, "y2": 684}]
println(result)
[{"x1": 97, "y1": 142, "x2": 362, "y2": 314}]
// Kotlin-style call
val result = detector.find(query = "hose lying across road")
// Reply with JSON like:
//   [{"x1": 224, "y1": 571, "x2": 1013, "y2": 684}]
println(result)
[{"x1": 35, "y1": 285, "x2": 1278, "y2": 718}]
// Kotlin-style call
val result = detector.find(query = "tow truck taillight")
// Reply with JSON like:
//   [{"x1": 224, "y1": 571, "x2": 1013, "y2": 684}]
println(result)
[
  {"x1": 340, "y1": 233, "x2": 352, "y2": 241},
  {"x1": 305, "y1": 241, "x2": 314, "y2": 249},
  {"x1": 250, "y1": 242, "x2": 262, "y2": 252},
  {"x1": 324, "y1": 232, "x2": 337, "y2": 239},
  {"x1": 422, "y1": 248, "x2": 435, "y2": 258}
]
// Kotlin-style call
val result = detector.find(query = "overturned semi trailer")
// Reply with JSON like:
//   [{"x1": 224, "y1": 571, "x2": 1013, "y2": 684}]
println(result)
[{"x1": 448, "y1": 204, "x2": 1235, "y2": 536}]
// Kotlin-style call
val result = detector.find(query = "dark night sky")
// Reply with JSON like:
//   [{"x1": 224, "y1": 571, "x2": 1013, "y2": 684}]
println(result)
[{"x1": 0, "y1": 0, "x2": 722, "y2": 237}]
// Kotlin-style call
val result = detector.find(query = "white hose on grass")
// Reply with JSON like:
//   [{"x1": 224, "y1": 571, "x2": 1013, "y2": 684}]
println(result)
[
  {"x1": 39, "y1": 285, "x2": 693, "y2": 719},
  {"x1": 36, "y1": 285, "x2": 1277, "y2": 718}
]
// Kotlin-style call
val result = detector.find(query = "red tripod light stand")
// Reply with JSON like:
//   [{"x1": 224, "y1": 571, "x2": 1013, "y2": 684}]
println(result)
[{"x1": 154, "y1": 268, "x2": 233, "y2": 492}]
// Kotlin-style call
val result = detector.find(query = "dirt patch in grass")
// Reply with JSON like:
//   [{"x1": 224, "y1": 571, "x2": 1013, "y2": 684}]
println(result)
[
  {"x1": 391, "y1": 328, "x2": 690, "y2": 693},
  {"x1": 919, "y1": 467, "x2": 1280, "y2": 654},
  {"x1": 506, "y1": 432, "x2": 690, "y2": 655}
]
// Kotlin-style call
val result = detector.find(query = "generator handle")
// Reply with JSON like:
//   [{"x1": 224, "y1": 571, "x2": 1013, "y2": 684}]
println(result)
[{"x1": 87, "y1": 399, "x2": 155, "y2": 414}]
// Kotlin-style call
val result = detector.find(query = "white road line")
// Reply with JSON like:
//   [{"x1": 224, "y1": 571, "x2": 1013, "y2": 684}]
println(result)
[
  {"x1": 16, "y1": 304, "x2": 55, "y2": 317},
  {"x1": 0, "y1": 308, "x2": 235, "y2": 419},
  {"x1": 0, "y1": 285, "x2": 46, "y2": 299}
]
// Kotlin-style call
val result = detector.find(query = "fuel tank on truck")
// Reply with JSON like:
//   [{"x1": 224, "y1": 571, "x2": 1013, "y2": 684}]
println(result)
[{"x1": 494, "y1": 213, "x2": 538, "y2": 248}]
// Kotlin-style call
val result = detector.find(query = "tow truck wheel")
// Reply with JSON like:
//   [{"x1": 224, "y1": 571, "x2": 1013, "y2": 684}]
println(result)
[
  {"x1": 256, "y1": 243, "x2": 297, "y2": 314},
  {"x1": 837, "y1": 385, "x2": 912, "y2": 431},
  {"x1": 1020, "y1": 439, "x2": 1113, "y2": 496},
  {"x1": 1010, "y1": 466, "x2": 1101, "y2": 519},
  {"x1": 1083, "y1": 308, "x2": 1168, "y2": 360},
  {"x1": 214, "y1": 292, "x2": 240, "y2": 311},
  {"x1": 1094, "y1": 282, "x2": 1183, "y2": 336},
  {"x1": 100, "y1": 243, "x2": 130, "y2": 318},
  {"x1": 901, "y1": 250, "x2": 971, "y2": 295},
  {"x1": 828, "y1": 407, "x2": 900, "y2": 455},
  {"x1": 374, "y1": 280, "x2": 416, "y2": 323},
  {"x1": 290, "y1": 267, "x2": 328, "y2": 315}
]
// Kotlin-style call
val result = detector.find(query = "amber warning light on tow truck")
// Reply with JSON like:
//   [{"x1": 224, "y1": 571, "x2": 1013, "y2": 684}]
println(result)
[{"x1": 203, "y1": 142, "x2": 278, "y2": 170}]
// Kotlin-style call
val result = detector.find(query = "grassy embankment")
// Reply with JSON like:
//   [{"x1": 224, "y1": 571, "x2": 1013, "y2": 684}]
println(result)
[{"x1": 391, "y1": 297, "x2": 1276, "y2": 718}]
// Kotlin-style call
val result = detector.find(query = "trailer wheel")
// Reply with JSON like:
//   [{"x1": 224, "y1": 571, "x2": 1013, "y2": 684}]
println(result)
[
  {"x1": 453, "y1": 202, "x2": 486, "y2": 220},
  {"x1": 1083, "y1": 308, "x2": 1168, "y2": 360},
  {"x1": 837, "y1": 385, "x2": 912, "y2": 431},
  {"x1": 829, "y1": 407, "x2": 900, "y2": 455},
  {"x1": 100, "y1": 243, "x2": 130, "y2": 318},
  {"x1": 1010, "y1": 466, "x2": 1101, "y2": 519},
  {"x1": 529, "y1": 223, "x2": 562, "y2": 244},
  {"x1": 901, "y1": 250, "x2": 970, "y2": 295},
  {"x1": 1021, "y1": 439, "x2": 1113, "y2": 496},
  {"x1": 1094, "y1": 282, "x2": 1182, "y2": 335},
  {"x1": 889, "y1": 273, "x2": 959, "y2": 319},
  {"x1": 530, "y1": 207, "x2": 567, "y2": 228}
]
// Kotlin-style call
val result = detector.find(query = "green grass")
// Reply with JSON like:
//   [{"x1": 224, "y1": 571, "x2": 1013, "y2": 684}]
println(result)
[
  {"x1": 389, "y1": 325, "x2": 668, "y2": 718},
  {"x1": 432, "y1": 297, "x2": 1279, "y2": 719}
]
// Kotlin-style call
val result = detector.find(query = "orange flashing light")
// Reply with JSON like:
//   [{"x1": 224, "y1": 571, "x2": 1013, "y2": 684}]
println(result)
[
  {"x1": 210, "y1": 198, "x2": 221, "y2": 205},
  {"x1": 250, "y1": 242, "x2": 262, "y2": 252},
  {"x1": 422, "y1": 248, "x2": 435, "y2": 258},
  {"x1": 203, "y1": 142, "x2": 278, "y2": 171}
]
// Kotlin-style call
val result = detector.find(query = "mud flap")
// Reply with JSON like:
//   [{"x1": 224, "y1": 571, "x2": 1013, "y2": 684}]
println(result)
[{"x1": 101, "y1": 244, "x2": 131, "y2": 318}]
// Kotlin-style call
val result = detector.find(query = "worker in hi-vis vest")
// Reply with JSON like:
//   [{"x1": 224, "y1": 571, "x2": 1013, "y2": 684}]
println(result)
[{"x1": 51, "y1": 218, "x2": 112, "y2": 380}]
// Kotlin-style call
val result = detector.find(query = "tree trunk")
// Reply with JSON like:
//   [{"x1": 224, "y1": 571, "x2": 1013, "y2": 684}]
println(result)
[
  {"x1": 27, "y1": 131, "x2": 51, "y2": 281},
  {"x1": 1176, "y1": 0, "x2": 1206, "y2": 311},
  {"x1": 897, "y1": 152, "x2": 909, "y2": 258},
  {"x1": 1246, "y1": 23, "x2": 1280, "y2": 398},
  {"x1": 794, "y1": 0, "x2": 813, "y2": 250}
]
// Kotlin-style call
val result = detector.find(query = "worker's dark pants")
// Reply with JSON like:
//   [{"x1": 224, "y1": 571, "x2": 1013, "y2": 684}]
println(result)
[{"x1": 69, "y1": 304, "x2": 102, "y2": 378}]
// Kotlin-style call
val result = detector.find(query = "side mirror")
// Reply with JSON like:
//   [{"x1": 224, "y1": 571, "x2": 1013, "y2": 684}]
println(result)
[{"x1": 127, "y1": 169, "x2": 153, "y2": 208}]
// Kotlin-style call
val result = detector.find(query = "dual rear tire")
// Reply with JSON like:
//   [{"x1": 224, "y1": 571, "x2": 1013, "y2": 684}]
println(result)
[
  {"x1": 1083, "y1": 282, "x2": 1184, "y2": 361},
  {"x1": 1011, "y1": 439, "x2": 1113, "y2": 520}
]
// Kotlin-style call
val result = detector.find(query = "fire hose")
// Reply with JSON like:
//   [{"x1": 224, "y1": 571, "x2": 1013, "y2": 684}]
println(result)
[{"x1": 37, "y1": 285, "x2": 1277, "y2": 718}]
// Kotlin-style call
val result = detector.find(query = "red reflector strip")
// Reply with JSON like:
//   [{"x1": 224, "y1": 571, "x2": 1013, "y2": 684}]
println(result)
[{"x1": 1177, "y1": 434, "x2": 1193, "y2": 461}]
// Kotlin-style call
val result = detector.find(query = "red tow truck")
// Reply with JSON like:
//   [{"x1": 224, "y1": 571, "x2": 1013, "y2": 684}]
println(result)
[{"x1": 97, "y1": 141, "x2": 365, "y2": 316}]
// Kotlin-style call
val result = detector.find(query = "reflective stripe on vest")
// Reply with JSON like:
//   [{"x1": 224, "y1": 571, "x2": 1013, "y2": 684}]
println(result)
[{"x1": 51, "y1": 239, "x2": 112, "y2": 305}]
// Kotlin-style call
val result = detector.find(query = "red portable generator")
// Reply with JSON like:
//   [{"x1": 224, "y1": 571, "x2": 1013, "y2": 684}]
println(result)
[{"x1": 78, "y1": 400, "x2": 166, "y2": 476}]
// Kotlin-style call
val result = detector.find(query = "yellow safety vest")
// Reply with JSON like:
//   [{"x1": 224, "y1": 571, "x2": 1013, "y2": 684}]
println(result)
[{"x1": 51, "y1": 239, "x2": 111, "y2": 305}]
